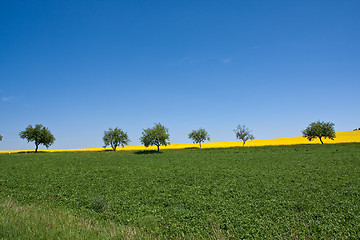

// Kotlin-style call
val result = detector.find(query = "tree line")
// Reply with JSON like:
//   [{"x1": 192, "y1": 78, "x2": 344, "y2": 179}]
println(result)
[{"x1": 1, "y1": 120, "x2": 338, "y2": 153}]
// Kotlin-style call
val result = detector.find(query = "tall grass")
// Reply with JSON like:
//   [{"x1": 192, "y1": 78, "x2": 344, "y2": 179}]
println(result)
[{"x1": 0, "y1": 197, "x2": 159, "y2": 240}]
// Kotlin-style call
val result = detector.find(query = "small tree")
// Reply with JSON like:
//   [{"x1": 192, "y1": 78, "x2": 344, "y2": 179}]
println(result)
[
  {"x1": 302, "y1": 120, "x2": 336, "y2": 144},
  {"x1": 234, "y1": 124, "x2": 255, "y2": 147},
  {"x1": 140, "y1": 123, "x2": 170, "y2": 152},
  {"x1": 0, "y1": 135, "x2": 2, "y2": 141},
  {"x1": 103, "y1": 128, "x2": 130, "y2": 151},
  {"x1": 188, "y1": 128, "x2": 210, "y2": 149},
  {"x1": 19, "y1": 124, "x2": 55, "y2": 153}
]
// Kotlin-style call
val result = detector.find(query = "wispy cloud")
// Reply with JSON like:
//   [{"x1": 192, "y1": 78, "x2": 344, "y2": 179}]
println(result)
[
  {"x1": 2, "y1": 97, "x2": 12, "y2": 102},
  {"x1": 1, "y1": 96, "x2": 19, "y2": 102},
  {"x1": 220, "y1": 57, "x2": 232, "y2": 64}
]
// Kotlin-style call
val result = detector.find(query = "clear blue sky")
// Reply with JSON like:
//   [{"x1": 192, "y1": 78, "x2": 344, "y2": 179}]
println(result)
[{"x1": 1, "y1": 0, "x2": 359, "y2": 150}]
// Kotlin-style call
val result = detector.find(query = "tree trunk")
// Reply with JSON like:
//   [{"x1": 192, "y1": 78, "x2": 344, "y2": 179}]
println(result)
[
  {"x1": 157, "y1": 145, "x2": 160, "y2": 152},
  {"x1": 319, "y1": 137, "x2": 324, "y2": 144},
  {"x1": 110, "y1": 142, "x2": 117, "y2": 151},
  {"x1": 199, "y1": 142, "x2": 202, "y2": 149},
  {"x1": 35, "y1": 144, "x2": 39, "y2": 153},
  {"x1": 243, "y1": 141, "x2": 246, "y2": 147}
]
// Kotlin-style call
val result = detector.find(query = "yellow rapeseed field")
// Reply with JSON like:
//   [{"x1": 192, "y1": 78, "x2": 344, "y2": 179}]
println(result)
[{"x1": 1, "y1": 131, "x2": 359, "y2": 154}]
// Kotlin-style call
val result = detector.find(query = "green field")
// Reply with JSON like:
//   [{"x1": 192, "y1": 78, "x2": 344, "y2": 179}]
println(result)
[{"x1": 1, "y1": 144, "x2": 360, "y2": 239}]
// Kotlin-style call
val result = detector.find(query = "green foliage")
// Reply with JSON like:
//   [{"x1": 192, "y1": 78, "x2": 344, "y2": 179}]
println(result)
[
  {"x1": 140, "y1": 123, "x2": 170, "y2": 152},
  {"x1": 103, "y1": 128, "x2": 130, "y2": 151},
  {"x1": 0, "y1": 135, "x2": 2, "y2": 141},
  {"x1": 302, "y1": 120, "x2": 336, "y2": 144},
  {"x1": 19, "y1": 124, "x2": 55, "y2": 152},
  {"x1": 234, "y1": 124, "x2": 255, "y2": 147},
  {"x1": 188, "y1": 128, "x2": 210, "y2": 148},
  {"x1": 1, "y1": 144, "x2": 360, "y2": 238},
  {"x1": 90, "y1": 196, "x2": 109, "y2": 213}
]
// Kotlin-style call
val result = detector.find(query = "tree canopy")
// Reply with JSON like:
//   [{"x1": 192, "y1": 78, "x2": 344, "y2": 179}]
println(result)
[
  {"x1": 188, "y1": 128, "x2": 210, "y2": 149},
  {"x1": 19, "y1": 124, "x2": 55, "y2": 152},
  {"x1": 140, "y1": 123, "x2": 170, "y2": 152},
  {"x1": 103, "y1": 128, "x2": 130, "y2": 151},
  {"x1": 234, "y1": 124, "x2": 255, "y2": 147},
  {"x1": 302, "y1": 121, "x2": 336, "y2": 144}
]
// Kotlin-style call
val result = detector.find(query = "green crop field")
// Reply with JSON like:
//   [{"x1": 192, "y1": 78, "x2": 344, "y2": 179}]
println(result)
[{"x1": 1, "y1": 144, "x2": 360, "y2": 239}]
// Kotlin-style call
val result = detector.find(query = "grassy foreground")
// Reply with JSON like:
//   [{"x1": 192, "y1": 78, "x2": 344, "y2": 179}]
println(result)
[{"x1": 1, "y1": 144, "x2": 360, "y2": 239}]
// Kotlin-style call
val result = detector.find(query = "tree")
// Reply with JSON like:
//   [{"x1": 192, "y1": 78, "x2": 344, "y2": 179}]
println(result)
[
  {"x1": 188, "y1": 128, "x2": 210, "y2": 149},
  {"x1": 302, "y1": 120, "x2": 336, "y2": 144},
  {"x1": 0, "y1": 135, "x2": 2, "y2": 141},
  {"x1": 140, "y1": 123, "x2": 170, "y2": 152},
  {"x1": 103, "y1": 128, "x2": 130, "y2": 151},
  {"x1": 19, "y1": 124, "x2": 55, "y2": 153},
  {"x1": 234, "y1": 124, "x2": 255, "y2": 147}
]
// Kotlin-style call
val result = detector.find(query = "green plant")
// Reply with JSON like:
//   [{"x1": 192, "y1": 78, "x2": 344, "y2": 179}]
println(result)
[
  {"x1": 140, "y1": 123, "x2": 170, "y2": 152},
  {"x1": 90, "y1": 196, "x2": 109, "y2": 213},
  {"x1": 19, "y1": 124, "x2": 55, "y2": 152},
  {"x1": 302, "y1": 120, "x2": 336, "y2": 144},
  {"x1": 103, "y1": 128, "x2": 130, "y2": 151},
  {"x1": 234, "y1": 124, "x2": 255, "y2": 147},
  {"x1": 188, "y1": 128, "x2": 210, "y2": 148}
]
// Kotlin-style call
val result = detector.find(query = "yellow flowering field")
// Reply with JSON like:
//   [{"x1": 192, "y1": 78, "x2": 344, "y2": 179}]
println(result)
[
  {"x1": 1, "y1": 131, "x2": 359, "y2": 154},
  {"x1": 163, "y1": 130, "x2": 360, "y2": 149}
]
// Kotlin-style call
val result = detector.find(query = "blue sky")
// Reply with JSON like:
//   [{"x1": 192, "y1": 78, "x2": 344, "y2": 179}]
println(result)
[{"x1": 1, "y1": 0, "x2": 359, "y2": 150}]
